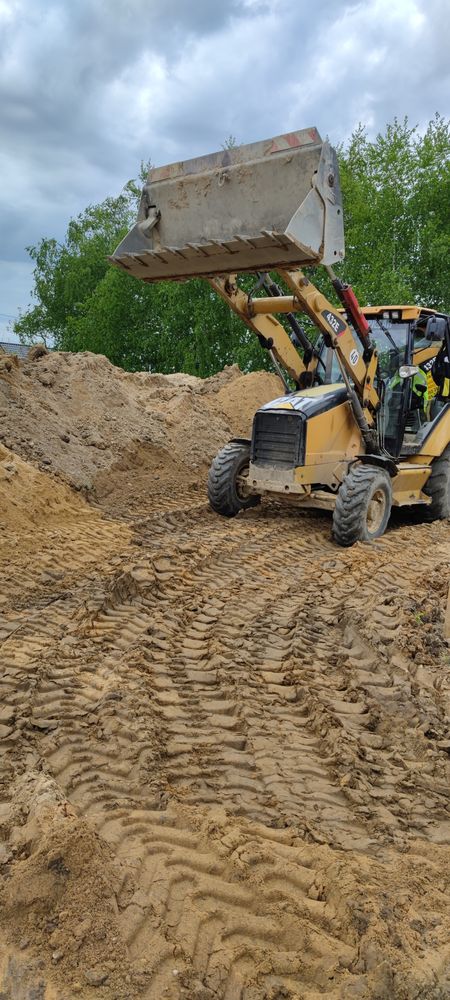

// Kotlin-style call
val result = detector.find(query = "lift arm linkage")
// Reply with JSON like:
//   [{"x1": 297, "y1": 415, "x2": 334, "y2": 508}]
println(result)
[
  {"x1": 280, "y1": 270, "x2": 380, "y2": 418},
  {"x1": 208, "y1": 275, "x2": 316, "y2": 388},
  {"x1": 209, "y1": 269, "x2": 380, "y2": 422}
]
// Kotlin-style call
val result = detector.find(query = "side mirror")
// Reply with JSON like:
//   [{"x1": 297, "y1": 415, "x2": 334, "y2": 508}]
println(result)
[
  {"x1": 398, "y1": 365, "x2": 419, "y2": 379},
  {"x1": 425, "y1": 315, "x2": 448, "y2": 341}
]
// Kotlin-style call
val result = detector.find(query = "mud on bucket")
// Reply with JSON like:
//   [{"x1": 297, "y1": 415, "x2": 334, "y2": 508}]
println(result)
[{"x1": 110, "y1": 128, "x2": 344, "y2": 283}]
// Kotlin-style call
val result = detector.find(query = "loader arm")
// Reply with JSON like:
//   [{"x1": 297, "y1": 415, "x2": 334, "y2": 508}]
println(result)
[
  {"x1": 209, "y1": 269, "x2": 380, "y2": 426},
  {"x1": 279, "y1": 269, "x2": 380, "y2": 418},
  {"x1": 209, "y1": 275, "x2": 315, "y2": 388}
]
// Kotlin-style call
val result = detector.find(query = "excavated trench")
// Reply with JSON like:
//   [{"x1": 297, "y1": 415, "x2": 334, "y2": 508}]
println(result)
[{"x1": 0, "y1": 350, "x2": 449, "y2": 999}]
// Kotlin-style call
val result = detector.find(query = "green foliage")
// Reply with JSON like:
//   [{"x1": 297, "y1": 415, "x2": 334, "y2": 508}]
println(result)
[
  {"x1": 14, "y1": 187, "x2": 137, "y2": 349},
  {"x1": 15, "y1": 115, "x2": 450, "y2": 374},
  {"x1": 336, "y1": 113, "x2": 450, "y2": 309},
  {"x1": 67, "y1": 268, "x2": 269, "y2": 376}
]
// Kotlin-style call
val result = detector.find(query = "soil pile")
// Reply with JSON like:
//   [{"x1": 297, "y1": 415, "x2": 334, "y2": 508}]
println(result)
[
  {"x1": 0, "y1": 349, "x2": 449, "y2": 999},
  {"x1": 207, "y1": 369, "x2": 285, "y2": 436},
  {"x1": 0, "y1": 772, "x2": 133, "y2": 998},
  {"x1": 0, "y1": 442, "x2": 130, "y2": 602},
  {"x1": 0, "y1": 350, "x2": 282, "y2": 491}
]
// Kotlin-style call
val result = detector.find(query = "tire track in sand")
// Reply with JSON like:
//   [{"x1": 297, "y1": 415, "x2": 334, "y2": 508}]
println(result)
[{"x1": 1, "y1": 498, "x2": 449, "y2": 998}]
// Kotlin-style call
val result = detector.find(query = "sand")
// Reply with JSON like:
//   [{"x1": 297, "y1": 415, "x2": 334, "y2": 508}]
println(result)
[
  {"x1": 0, "y1": 349, "x2": 449, "y2": 999},
  {"x1": 0, "y1": 350, "x2": 283, "y2": 490}
]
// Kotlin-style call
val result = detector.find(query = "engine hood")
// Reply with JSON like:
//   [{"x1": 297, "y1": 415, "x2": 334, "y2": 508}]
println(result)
[{"x1": 259, "y1": 383, "x2": 348, "y2": 418}]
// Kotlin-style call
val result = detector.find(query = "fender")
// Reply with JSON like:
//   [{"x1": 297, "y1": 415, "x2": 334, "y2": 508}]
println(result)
[{"x1": 354, "y1": 454, "x2": 398, "y2": 478}]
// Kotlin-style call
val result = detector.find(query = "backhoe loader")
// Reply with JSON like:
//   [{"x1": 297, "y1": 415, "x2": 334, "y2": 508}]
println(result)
[{"x1": 110, "y1": 127, "x2": 450, "y2": 545}]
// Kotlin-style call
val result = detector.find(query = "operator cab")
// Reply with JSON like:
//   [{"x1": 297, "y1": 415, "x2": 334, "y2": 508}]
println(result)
[{"x1": 316, "y1": 307, "x2": 449, "y2": 459}]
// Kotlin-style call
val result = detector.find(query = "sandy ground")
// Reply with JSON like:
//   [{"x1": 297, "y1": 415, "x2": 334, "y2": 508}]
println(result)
[{"x1": 0, "y1": 351, "x2": 449, "y2": 999}]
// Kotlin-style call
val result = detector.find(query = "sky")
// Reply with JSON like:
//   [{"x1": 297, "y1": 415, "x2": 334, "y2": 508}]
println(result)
[{"x1": 0, "y1": 0, "x2": 449, "y2": 341}]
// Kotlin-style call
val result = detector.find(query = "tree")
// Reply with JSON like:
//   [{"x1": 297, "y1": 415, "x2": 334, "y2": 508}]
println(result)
[
  {"x1": 336, "y1": 114, "x2": 450, "y2": 309},
  {"x1": 66, "y1": 266, "x2": 269, "y2": 375},
  {"x1": 15, "y1": 185, "x2": 139, "y2": 348}
]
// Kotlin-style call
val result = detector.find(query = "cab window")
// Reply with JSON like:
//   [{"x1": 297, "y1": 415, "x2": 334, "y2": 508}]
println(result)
[
  {"x1": 318, "y1": 319, "x2": 409, "y2": 384},
  {"x1": 368, "y1": 320, "x2": 408, "y2": 379}
]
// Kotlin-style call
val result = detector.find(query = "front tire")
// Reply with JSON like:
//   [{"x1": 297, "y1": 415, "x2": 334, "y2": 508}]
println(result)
[
  {"x1": 423, "y1": 444, "x2": 450, "y2": 520},
  {"x1": 208, "y1": 442, "x2": 260, "y2": 518},
  {"x1": 332, "y1": 464, "x2": 392, "y2": 547}
]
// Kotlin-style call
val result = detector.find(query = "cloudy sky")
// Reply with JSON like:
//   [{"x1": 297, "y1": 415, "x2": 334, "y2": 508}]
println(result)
[{"x1": 1, "y1": 0, "x2": 448, "y2": 340}]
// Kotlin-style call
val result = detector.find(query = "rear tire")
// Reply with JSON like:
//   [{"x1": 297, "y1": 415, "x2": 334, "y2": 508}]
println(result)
[
  {"x1": 208, "y1": 442, "x2": 260, "y2": 518},
  {"x1": 332, "y1": 464, "x2": 392, "y2": 547},
  {"x1": 423, "y1": 444, "x2": 450, "y2": 520}
]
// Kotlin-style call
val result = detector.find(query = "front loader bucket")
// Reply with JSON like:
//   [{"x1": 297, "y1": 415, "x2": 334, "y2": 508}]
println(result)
[{"x1": 110, "y1": 127, "x2": 344, "y2": 282}]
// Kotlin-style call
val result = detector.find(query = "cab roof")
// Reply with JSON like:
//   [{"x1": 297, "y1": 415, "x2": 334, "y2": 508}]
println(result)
[{"x1": 337, "y1": 305, "x2": 443, "y2": 321}]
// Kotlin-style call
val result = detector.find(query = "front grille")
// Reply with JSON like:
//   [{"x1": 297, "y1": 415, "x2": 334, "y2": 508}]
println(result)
[{"x1": 251, "y1": 410, "x2": 305, "y2": 468}]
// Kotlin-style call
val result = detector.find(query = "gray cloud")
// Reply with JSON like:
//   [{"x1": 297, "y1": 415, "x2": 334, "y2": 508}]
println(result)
[{"x1": 0, "y1": 0, "x2": 448, "y2": 335}]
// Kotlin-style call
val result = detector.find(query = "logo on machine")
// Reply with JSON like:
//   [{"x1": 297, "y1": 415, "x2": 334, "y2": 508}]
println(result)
[
  {"x1": 321, "y1": 310, "x2": 347, "y2": 337},
  {"x1": 350, "y1": 349, "x2": 359, "y2": 366}
]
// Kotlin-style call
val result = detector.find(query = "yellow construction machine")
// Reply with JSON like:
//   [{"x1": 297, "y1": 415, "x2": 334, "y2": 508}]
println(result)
[{"x1": 111, "y1": 128, "x2": 450, "y2": 545}]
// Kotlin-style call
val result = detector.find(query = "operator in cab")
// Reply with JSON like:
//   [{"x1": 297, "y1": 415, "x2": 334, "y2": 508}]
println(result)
[{"x1": 415, "y1": 314, "x2": 450, "y2": 407}]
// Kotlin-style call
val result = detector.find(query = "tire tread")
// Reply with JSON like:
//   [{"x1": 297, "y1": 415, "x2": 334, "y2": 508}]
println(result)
[
  {"x1": 208, "y1": 442, "x2": 259, "y2": 518},
  {"x1": 423, "y1": 443, "x2": 450, "y2": 520},
  {"x1": 333, "y1": 464, "x2": 392, "y2": 547}
]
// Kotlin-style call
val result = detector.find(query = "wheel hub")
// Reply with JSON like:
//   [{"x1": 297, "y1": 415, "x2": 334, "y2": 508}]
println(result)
[
  {"x1": 236, "y1": 466, "x2": 252, "y2": 500},
  {"x1": 367, "y1": 487, "x2": 387, "y2": 534}
]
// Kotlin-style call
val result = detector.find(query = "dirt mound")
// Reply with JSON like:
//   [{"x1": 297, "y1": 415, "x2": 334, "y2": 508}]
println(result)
[
  {"x1": 0, "y1": 772, "x2": 134, "y2": 998},
  {"x1": 207, "y1": 369, "x2": 284, "y2": 437},
  {"x1": 0, "y1": 351, "x2": 282, "y2": 491},
  {"x1": 0, "y1": 443, "x2": 130, "y2": 603}
]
